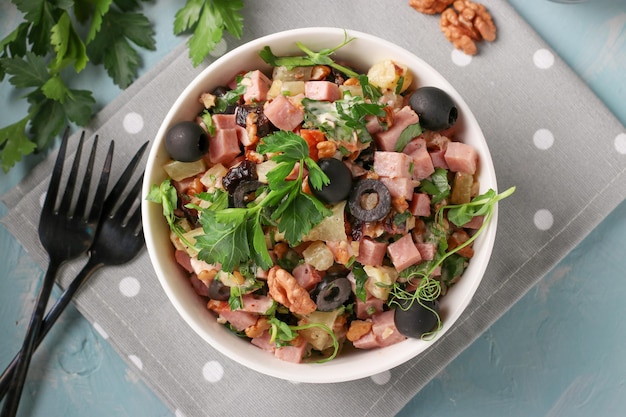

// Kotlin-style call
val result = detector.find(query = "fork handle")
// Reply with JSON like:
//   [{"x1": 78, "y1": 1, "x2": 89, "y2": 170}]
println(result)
[
  {"x1": 0, "y1": 260, "x2": 64, "y2": 417},
  {"x1": 0, "y1": 258, "x2": 103, "y2": 402}
]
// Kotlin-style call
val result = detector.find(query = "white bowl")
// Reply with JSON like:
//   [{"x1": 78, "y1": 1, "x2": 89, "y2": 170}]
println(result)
[{"x1": 142, "y1": 27, "x2": 498, "y2": 383}]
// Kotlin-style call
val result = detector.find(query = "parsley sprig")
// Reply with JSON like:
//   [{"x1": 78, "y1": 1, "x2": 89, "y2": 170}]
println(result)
[
  {"x1": 259, "y1": 33, "x2": 359, "y2": 78},
  {"x1": 1, "y1": 0, "x2": 244, "y2": 172},
  {"x1": 193, "y1": 131, "x2": 331, "y2": 272}
]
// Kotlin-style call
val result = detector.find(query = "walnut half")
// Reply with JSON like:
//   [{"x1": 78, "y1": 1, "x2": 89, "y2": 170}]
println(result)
[
  {"x1": 440, "y1": 0, "x2": 496, "y2": 55},
  {"x1": 409, "y1": 0, "x2": 454, "y2": 15}
]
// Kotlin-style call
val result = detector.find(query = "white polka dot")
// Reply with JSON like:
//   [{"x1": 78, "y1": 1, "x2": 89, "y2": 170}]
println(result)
[
  {"x1": 451, "y1": 49, "x2": 472, "y2": 67},
  {"x1": 371, "y1": 370, "x2": 391, "y2": 385},
  {"x1": 119, "y1": 276, "x2": 141, "y2": 297},
  {"x1": 123, "y1": 112, "x2": 144, "y2": 134},
  {"x1": 175, "y1": 410, "x2": 187, "y2": 417},
  {"x1": 209, "y1": 38, "x2": 228, "y2": 57},
  {"x1": 533, "y1": 49, "x2": 554, "y2": 69},
  {"x1": 615, "y1": 133, "x2": 626, "y2": 154},
  {"x1": 202, "y1": 360, "x2": 224, "y2": 383},
  {"x1": 534, "y1": 209, "x2": 554, "y2": 231},
  {"x1": 533, "y1": 128, "x2": 554, "y2": 150},
  {"x1": 92, "y1": 322, "x2": 109, "y2": 339},
  {"x1": 128, "y1": 355, "x2": 143, "y2": 370}
]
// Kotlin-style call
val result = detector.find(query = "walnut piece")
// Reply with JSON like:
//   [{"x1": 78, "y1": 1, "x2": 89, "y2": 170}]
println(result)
[
  {"x1": 440, "y1": 1, "x2": 496, "y2": 55},
  {"x1": 408, "y1": 0, "x2": 454, "y2": 14},
  {"x1": 267, "y1": 266, "x2": 317, "y2": 315}
]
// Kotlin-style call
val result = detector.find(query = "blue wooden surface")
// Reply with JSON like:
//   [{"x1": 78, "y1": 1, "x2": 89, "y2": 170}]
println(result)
[{"x1": 1, "y1": 1, "x2": 625, "y2": 416}]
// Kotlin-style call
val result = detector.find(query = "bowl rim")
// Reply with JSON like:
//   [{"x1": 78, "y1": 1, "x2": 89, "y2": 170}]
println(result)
[{"x1": 141, "y1": 26, "x2": 498, "y2": 383}]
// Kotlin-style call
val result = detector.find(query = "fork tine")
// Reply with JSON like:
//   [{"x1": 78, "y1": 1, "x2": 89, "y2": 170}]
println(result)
[
  {"x1": 58, "y1": 131, "x2": 86, "y2": 215},
  {"x1": 42, "y1": 127, "x2": 71, "y2": 214},
  {"x1": 102, "y1": 141, "x2": 149, "y2": 215},
  {"x1": 88, "y1": 140, "x2": 115, "y2": 223},
  {"x1": 114, "y1": 174, "x2": 144, "y2": 222},
  {"x1": 74, "y1": 135, "x2": 99, "y2": 219}
]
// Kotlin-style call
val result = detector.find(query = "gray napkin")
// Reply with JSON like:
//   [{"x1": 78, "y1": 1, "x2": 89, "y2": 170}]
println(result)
[{"x1": 2, "y1": 1, "x2": 625, "y2": 416}]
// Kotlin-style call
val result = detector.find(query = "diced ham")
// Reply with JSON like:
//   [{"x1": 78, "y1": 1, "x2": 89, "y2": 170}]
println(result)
[
  {"x1": 241, "y1": 294, "x2": 274, "y2": 314},
  {"x1": 292, "y1": 263, "x2": 322, "y2": 291},
  {"x1": 356, "y1": 238, "x2": 387, "y2": 266},
  {"x1": 429, "y1": 149, "x2": 448, "y2": 169},
  {"x1": 371, "y1": 310, "x2": 406, "y2": 347},
  {"x1": 209, "y1": 128, "x2": 241, "y2": 165},
  {"x1": 366, "y1": 115, "x2": 384, "y2": 135},
  {"x1": 175, "y1": 250, "x2": 193, "y2": 272},
  {"x1": 379, "y1": 177, "x2": 414, "y2": 201},
  {"x1": 190, "y1": 257, "x2": 219, "y2": 276},
  {"x1": 208, "y1": 300, "x2": 258, "y2": 331},
  {"x1": 189, "y1": 273, "x2": 209, "y2": 297},
  {"x1": 387, "y1": 233, "x2": 421, "y2": 271},
  {"x1": 274, "y1": 338, "x2": 307, "y2": 363},
  {"x1": 243, "y1": 70, "x2": 271, "y2": 103},
  {"x1": 353, "y1": 310, "x2": 406, "y2": 349},
  {"x1": 374, "y1": 106, "x2": 419, "y2": 151},
  {"x1": 444, "y1": 142, "x2": 478, "y2": 175},
  {"x1": 212, "y1": 114, "x2": 236, "y2": 129},
  {"x1": 405, "y1": 139, "x2": 435, "y2": 180},
  {"x1": 263, "y1": 94, "x2": 304, "y2": 131},
  {"x1": 373, "y1": 151, "x2": 411, "y2": 178},
  {"x1": 355, "y1": 295, "x2": 385, "y2": 319},
  {"x1": 304, "y1": 81, "x2": 340, "y2": 102},
  {"x1": 409, "y1": 193, "x2": 431, "y2": 217},
  {"x1": 251, "y1": 331, "x2": 275, "y2": 352},
  {"x1": 235, "y1": 125, "x2": 253, "y2": 147},
  {"x1": 415, "y1": 242, "x2": 437, "y2": 261}
]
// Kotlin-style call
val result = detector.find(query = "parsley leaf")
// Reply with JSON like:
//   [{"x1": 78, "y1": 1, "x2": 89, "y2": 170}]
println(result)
[
  {"x1": 50, "y1": 11, "x2": 89, "y2": 73},
  {"x1": 419, "y1": 168, "x2": 450, "y2": 204},
  {"x1": 394, "y1": 122, "x2": 423, "y2": 152},
  {"x1": 87, "y1": 9, "x2": 155, "y2": 88},
  {"x1": 0, "y1": 117, "x2": 37, "y2": 172},
  {"x1": 174, "y1": 0, "x2": 244, "y2": 67}
]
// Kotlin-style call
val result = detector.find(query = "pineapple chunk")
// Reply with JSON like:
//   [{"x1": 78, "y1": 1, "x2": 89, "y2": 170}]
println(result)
[
  {"x1": 302, "y1": 201, "x2": 347, "y2": 242},
  {"x1": 363, "y1": 265, "x2": 398, "y2": 301}
]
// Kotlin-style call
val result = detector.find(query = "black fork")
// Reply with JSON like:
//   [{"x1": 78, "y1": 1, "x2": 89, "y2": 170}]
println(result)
[{"x1": 1, "y1": 129, "x2": 114, "y2": 417}]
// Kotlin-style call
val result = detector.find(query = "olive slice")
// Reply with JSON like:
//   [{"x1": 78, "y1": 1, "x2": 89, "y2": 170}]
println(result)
[
  {"x1": 207, "y1": 279, "x2": 230, "y2": 301},
  {"x1": 232, "y1": 180, "x2": 262, "y2": 208},
  {"x1": 313, "y1": 277, "x2": 352, "y2": 312},
  {"x1": 394, "y1": 298, "x2": 439, "y2": 338},
  {"x1": 309, "y1": 157, "x2": 353, "y2": 204},
  {"x1": 348, "y1": 179, "x2": 391, "y2": 222},
  {"x1": 164, "y1": 121, "x2": 209, "y2": 162}
]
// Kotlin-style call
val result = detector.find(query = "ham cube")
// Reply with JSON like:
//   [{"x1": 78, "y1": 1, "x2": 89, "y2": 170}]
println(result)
[
  {"x1": 243, "y1": 70, "x2": 271, "y2": 103},
  {"x1": 374, "y1": 106, "x2": 419, "y2": 151},
  {"x1": 429, "y1": 149, "x2": 448, "y2": 169},
  {"x1": 264, "y1": 94, "x2": 304, "y2": 131},
  {"x1": 409, "y1": 193, "x2": 431, "y2": 217},
  {"x1": 405, "y1": 140, "x2": 435, "y2": 180},
  {"x1": 373, "y1": 151, "x2": 411, "y2": 178},
  {"x1": 304, "y1": 81, "x2": 341, "y2": 101},
  {"x1": 387, "y1": 233, "x2": 421, "y2": 271},
  {"x1": 356, "y1": 238, "x2": 388, "y2": 267},
  {"x1": 444, "y1": 142, "x2": 478, "y2": 175},
  {"x1": 251, "y1": 331, "x2": 275, "y2": 352},
  {"x1": 212, "y1": 114, "x2": 236, "y2": 129},
  {"x1": 371, "y1": 310, "x2": 406, "y2": 347},
  {"x1": 352, "y1": 329, "x2": 379, "y2": 349},
  {"x1": 415, "y1": 242, "x2": 437, "y2": 261},
  {"x1": 462, "y1": 215, "x2": 485, "y2": 229},
  {"x1": 355, "y1": 295, "x2": 385, "y2": 319},
  {"x1": 274, "y1": 339, "x2": 307, "y2": 363},
  {"x1": 209, "y1": 128, "x2": 240, "y2": 165},
  {"x1": 380, "y1": 177, "x2": 414, "y2": 201},
  {"x1": 241, "y1": 294, "x2": 274, "y2": 314},
  {"x1": 292, "y1": 263, "x2": 322, "y2": 291}
]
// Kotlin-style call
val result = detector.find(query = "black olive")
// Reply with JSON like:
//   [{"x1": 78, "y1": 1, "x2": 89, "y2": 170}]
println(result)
[
  {"x1": 348, "y1": 179, "x2": 391, "y2": 222},
  {"x1": 164, "y1": 121, "x2": 209, "y2": 162},
  {"x1": 309, "y1": 158, "x2": 353, "y2": 204},
  {"x1": 394, "y1": 298, "x2": 440, "y2": 338},
  {"x1": 232, "y1": 180, "x2": 262, "y2": 208},
  {"x1": 408, "y1": 86, "x2": 458, "y2": 131},
  {"x1": 313, "y1": 277, "x2": 352, "y2": 312},
  {"x1": 207, "y1": 279, "x2": 230, "y2": 301},
  {"x1": 222, "y1": 160, "x2": 258, "y2": 194}
]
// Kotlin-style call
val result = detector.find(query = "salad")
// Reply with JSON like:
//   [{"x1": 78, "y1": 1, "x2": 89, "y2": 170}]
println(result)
[{"x1": 148, "y1": 35, "x2": 514, "y2": 363}]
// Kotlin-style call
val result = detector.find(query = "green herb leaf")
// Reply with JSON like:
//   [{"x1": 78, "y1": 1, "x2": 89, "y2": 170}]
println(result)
[
  {"x1": 1, "y1": 52, "x2": 49, "y2": 89},
  {"x1": 50, "y1": 11, "x2": 89, "y2": 73},
  {"x1": 419, "y1": 168, "x2": 450, "y2": 204},
  {"x1": 174, "y1": 0, "x2": 244, "y2": 67},
  {"x1": 0, "y1": 117, "x2": 37, "y2": 173},
  {"x1": 352, "y1": 263, "x2": 369, "y2": 302},
  {"x1": 394, "y1": 122, "x2": 422, "y2": 152}
]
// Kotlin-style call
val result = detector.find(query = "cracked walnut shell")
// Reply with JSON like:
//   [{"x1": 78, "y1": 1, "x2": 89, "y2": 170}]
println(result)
[
  {"x1": 440, "y1": 1, "x2": 497, "y2": 55},
  {"x1": 408, "y1": 0, "x2": 454, "y2": 14}
]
